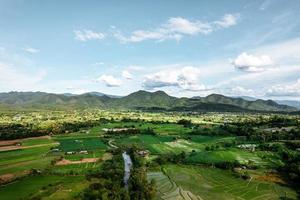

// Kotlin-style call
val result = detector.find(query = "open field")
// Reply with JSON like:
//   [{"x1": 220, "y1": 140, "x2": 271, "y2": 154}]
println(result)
[
  {"x1": 0, "y1": 146, "x2": 57, "y2": 175},
  {"x1": 0, "y1": 175, "x2": 87, "y2": 200},
  {"x1": 55, "y1": 136, "x2": 107, "y2": 152},
  {"x1": 149, "y1": 164, "x2": 297, "y2": 200},
  {"x1": 186, "y1": 148, "x2": 269, "y2": 166},
  {"x1": 0, "y1": 110, "x2": 299, "y2": 199}
]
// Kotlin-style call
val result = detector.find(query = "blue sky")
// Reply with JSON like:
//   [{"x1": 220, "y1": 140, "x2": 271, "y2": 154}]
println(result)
[{"x1": 0, "y1": 0, "x2": 300, "y2": 99}]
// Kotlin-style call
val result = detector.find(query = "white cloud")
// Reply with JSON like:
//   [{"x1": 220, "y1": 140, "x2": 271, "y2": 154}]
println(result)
[
  {"x1": 114, "y1": 30, "x2": 182, "y2": 43},
  {"x1": 97, "y1": 74, "x2": 121, "y2": 87},
  {"x1": 142, "y1": 66, "x2": 206, "y2": 91},
  {"x1": 74, "y1": 30, "x2": 105, "y2": 41},
  {"x1": 164, "y1": 17, "x2": 212, "y2": 35},
  {"x1": 266, "y1": 79, "x2": 300, "y2": 97},
  {"x1": 232, "y1": 52, "x2": 275, "y2": 72},
  {"x1": 214, "y1": 14, "x2": 238, "y2": 28},
  {"x1": 23, "y1": 47, "x2": 40, "y2": 54},
  {"x1": 122, "y1": 70, "x2": 133, "y2": 79},
  {"x1": 115, "y1": 14, "x2": 239, "y2": 43}
]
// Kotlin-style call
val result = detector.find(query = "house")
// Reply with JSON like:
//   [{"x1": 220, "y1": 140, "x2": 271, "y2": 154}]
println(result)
[
  {"x1": 79, "y1": 150, "x2": 88, "y2": 154},
  {"x1": 237, "y1": 144, "x2": 256, "y2": 152},
  {"x1": 51, "y1": 148, "x2": 60, "y2": 152},
  {"x1": 137, "y1": 150, "x2": 149, "y2": 157},
  {"x1": 102, "y1": 128, "x2": 137, "y2": 133}
]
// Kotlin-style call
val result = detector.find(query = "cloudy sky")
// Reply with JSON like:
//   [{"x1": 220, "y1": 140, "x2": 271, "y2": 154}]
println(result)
[{"x1": 0, "y1": 0, "x2": 300, "y2": 100}]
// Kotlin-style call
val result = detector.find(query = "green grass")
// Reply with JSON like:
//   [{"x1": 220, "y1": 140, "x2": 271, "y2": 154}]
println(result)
[
  {"x1": 0, "y1": 175, "x2": 86, "y2": 200},
  {"x1": 64, "y1": 149, "x2": 105, "y2": 161},
  {"x1": 98, "y1": 122, "x2": 192, "y2": 135},
  {"x1": 0, "y1": 146, "x2": 57, "y2": 175},
  {"x1": 50, "y1": 162, "x2": 101, "y2": 174},
  {"x1": 186, "y1": 148, "x2": 269, "y2": 166},
  {"x1": 114, "y1": 134, "x2": 175, "y2": 153},
  {"x1": 21, "y1": 137, "x2": 55, "y2": 146},
  {"x1": 150, "y1": 164, "x2": 298, "y2": 200},
  {"x1": 56, "y1": 137, "x2": 107, "y2": 152},
  {"x1": 114, "y1": 134, "x2": 235, "y2": 155}
]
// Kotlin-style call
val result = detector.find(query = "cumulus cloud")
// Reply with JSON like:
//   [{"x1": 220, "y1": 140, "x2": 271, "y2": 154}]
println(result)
[
  {"x1": 115, "y1": 14, "x2": 238, "y2": 43},
  {"x1": 232, "y1": 52, "x2": 275, "y2": 72},
  {"x1": 97, "y1": 74, "x2": 121, "y2": 87},
  {"x1": 122, "y1": 70, "x2": 133, "y2": 79},
  {"x1": 143, "y1": 66, "x2": 206, "y2": 91},
  {"x1": 266, "y1": 79, "x2": 300, "y2": 97},
  {"x1": 74, "y1": 30, "x2": 105, "y2": 41},
  {"x1": 23, "y1": 47, "x2": 40, "y2": 53}
]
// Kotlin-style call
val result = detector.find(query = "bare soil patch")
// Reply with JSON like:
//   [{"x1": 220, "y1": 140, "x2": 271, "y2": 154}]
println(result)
[
  {"x1": 255, "y1": 172, "x2": 286, "y2": 184},
  {"x1": 0, "y1": 173, "x2": 15, "y2": 184},
  {"x1": 55, "y1": 158, "x2": 99, "y2": 166}
]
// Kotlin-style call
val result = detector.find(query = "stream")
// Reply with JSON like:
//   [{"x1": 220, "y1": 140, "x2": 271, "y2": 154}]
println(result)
[{"x1": 122, "y1": 151, "x2": 133, "y2": 189}]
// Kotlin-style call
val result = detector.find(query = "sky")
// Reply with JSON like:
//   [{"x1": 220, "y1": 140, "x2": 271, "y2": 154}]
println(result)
[{"x1": 0, "y1": 0, "x2": 300, "y2": 100}]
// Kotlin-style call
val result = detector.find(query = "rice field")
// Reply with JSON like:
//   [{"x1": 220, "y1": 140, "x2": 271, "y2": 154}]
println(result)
[
  {"x1": 0, "y1": 175, "x2": 87, "y2": 200},
  {"x1": 55, "y1": 137, "x2": 107, "y2": 152},
  {"x1": 148, "y1": 165, "x2": 298, "y2": 200}
]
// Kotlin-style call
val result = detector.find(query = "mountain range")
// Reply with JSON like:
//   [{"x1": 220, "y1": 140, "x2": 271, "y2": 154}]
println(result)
[
  {"x1": 0, "y1": 90, "x2": 298, "y2": 113},
  {"x1": 234, "y1": 96, "x2": 300, "y2": 109}
]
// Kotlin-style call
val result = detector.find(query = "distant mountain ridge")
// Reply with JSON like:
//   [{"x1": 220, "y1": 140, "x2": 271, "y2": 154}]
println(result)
[
  {"x1": 236, "y1": 96, "x2": 300, "y2": 109},
  {"x1": 0, "y1": 91, "x2": 298, "y2": 112}
]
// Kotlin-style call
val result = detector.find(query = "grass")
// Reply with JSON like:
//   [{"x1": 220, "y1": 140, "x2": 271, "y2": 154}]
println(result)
[
  {"x1": 0, "y1": 175, "x2": 87, "y2": 200},
  {"x1": 0, "y1": 146, "x2": 57, "y2": 175},
  {"x1": 186, "y1": 148, "x2": 269, "y2": 166},
  {"x1": 149, "y1": 164, "x2": 298, "y2": 200},
  {"x1": 114, "y1": 134, "x2": 236, "y2": 155},
  {"x1": 64, "y1": 149, "x2": 105, "y2": 161},
  {"x1": 98, "y1": 122, "x2": 192, "y2": 135},
  {"x1": 21, "y1": 137, "x2": 55, "y2": 146},
  {"x1": 55, "y1": 137, "x2": 107, "y2": 152},
  {"x1": 50, "y1": 162, "x2": 101, "y2": 174}
]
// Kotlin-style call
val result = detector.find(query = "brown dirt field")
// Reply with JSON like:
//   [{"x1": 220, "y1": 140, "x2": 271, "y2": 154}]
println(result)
[
  {"x1": 0, "y1": 136, "x2": 51, "y2": 146},
  {"x1": 0, "y1": 171, "x2": 30, "y2": 184},
  {"x1": 255, "y1": 173, "x2": 286, "y2": 184},
  {"x1": 55, "y1": 158, "x2": 99, "y2": 166},
  {"x1": 0, "y1": 173, "x2": 15, "y2": 184},
  {"x1": 0, "y1": 142, "x2": 59, "y2": 152}
]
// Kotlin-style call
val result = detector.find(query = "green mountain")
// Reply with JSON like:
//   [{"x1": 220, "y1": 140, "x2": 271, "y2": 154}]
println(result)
[
  {"x1": 107, "y1": 90, "x2": 178, "y2": 109},
  {"x1": 0, "y1": 91, "x2": 297, "y2": 112}
]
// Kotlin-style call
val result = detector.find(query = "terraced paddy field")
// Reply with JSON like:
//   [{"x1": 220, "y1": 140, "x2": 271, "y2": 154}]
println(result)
[
  {"x1": 0, "y1": 175, "x2": 87, "y2": 200},
  {"x1": 148, "y1": 165, "x2": 298, "y2": 200},
  {"x1": 186, "y1": 148, "x2": 271, "y2": 166}
]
